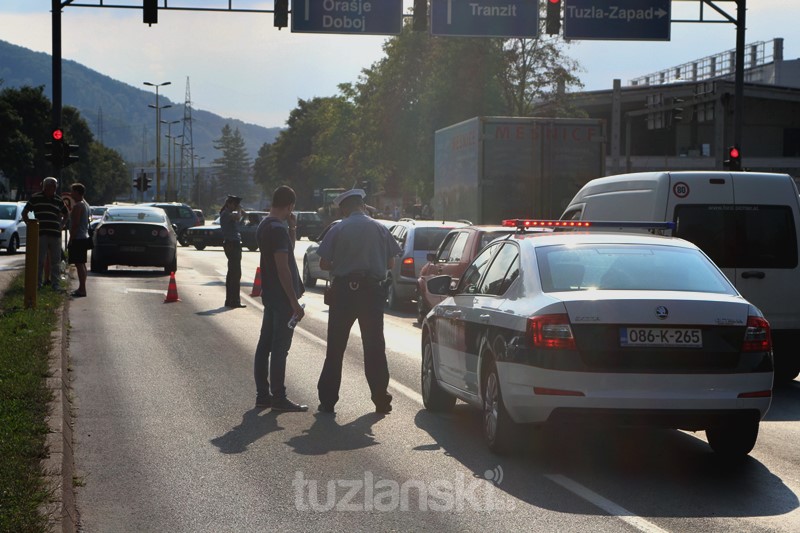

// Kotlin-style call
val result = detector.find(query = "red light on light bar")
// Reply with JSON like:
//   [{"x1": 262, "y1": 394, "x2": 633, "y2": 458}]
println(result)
[{"x1": 502, "y1": 219, "x2": 592, "y2": 228}]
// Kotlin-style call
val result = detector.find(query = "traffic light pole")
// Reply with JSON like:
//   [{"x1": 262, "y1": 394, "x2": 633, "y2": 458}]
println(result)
[
  {"x1": 51, "y1": 0, "x2": 63, "y2": 179},
  {"x1": 733, "y1": 0, "x2": 745, "y2": 152}
]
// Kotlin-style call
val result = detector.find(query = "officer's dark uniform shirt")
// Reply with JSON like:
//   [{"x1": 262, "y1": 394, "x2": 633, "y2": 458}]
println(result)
[
  {"x1": 317, "y1": 211, "x2": 401, "y2": 280},
  {"x1": 220, "y1": 207, "x2": 241, "y2": 243},
  {"x1": 257, "y1": 216, "x2": 304, "y2": 304}
]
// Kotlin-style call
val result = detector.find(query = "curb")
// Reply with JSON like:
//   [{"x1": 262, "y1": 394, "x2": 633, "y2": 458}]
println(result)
[{"x1": 41, "y1": 281, "x2": 77, "y2": 532}]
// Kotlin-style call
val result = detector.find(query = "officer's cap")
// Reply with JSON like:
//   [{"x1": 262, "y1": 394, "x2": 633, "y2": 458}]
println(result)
[
  {"x1": 226, "y1": 194, "x2": 242, "y2": 204},
  {"x1": 334, "y1": 188, "x2": 366, "y2": 207}
]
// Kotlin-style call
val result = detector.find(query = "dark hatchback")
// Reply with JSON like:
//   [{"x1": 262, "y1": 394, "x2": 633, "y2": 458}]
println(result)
[
  {"x1": 295, "y1": 211, "x2": 325, "y2": 240},
  {"x1": 185, "y1": 211, "x2": 268, "y2": 251},
  {"x1": 91, "y1": 205, "x2": 178, "y2": 274}
]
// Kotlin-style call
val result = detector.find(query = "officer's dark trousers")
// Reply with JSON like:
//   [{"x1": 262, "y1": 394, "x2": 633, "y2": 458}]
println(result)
[
  {"x1": 318, "y1": 278, "x2": 391, "y2": 408},
  {"x1": 223, "y1": 240, "x2": 242, "y2": 306}
]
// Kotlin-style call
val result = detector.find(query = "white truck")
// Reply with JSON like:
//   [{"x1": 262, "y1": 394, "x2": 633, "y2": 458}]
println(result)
[
  {"x1": 563, "y1": 170, "x2": 800, "y2": 384},
  {"x1": 433, "y1": 116, "x2": 606, "y2": 224}
]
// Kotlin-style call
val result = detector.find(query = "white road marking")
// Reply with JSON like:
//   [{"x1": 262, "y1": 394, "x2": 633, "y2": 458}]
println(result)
[
  {"x1": 125, "y1": 288, "x2": 167, "y2": 295},
  {"x1": 546, "y1": 474, "x2": 669, "y2": 533}
]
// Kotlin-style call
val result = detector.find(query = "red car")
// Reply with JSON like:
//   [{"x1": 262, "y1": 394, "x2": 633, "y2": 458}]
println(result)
[{"x1": 415, "y1": 225, "x2": 514, "y2": 322}]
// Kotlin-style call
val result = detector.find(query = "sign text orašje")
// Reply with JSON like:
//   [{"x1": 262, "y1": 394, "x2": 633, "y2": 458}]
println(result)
[{"x1": 291, "y1": 0, "x2": 403, "y2": 35}]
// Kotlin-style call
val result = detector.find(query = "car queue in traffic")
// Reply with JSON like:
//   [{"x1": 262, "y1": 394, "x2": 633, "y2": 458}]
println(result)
[{"x1": 72, "y1": 170, "x2": 793, "y2": 462}]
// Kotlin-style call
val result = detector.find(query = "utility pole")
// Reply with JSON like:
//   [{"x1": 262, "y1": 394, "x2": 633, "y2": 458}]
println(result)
[
  {"x1": 733, "y1": 0, "x2": 746, "y2": 150},
  {"x1": 51, "y1": 0, "x2": 63, "y2": 180}
]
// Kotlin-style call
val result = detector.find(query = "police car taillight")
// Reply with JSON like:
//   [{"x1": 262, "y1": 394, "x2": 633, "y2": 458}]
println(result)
[
  {"x1": 528, "y1": 314, "x2": 576, "y2": 350},
  {"x1": 742, "y1": 316, "x2": 772, "y2": 352}
]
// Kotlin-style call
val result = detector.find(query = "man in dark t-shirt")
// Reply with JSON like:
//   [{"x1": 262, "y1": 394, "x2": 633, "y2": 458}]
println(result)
[
  {"x1": 22, "y1": 177, "x2": 69, "y2": 290},
  {"x1": 253, "y1": 185, "x2": 307, "y2": 412}
]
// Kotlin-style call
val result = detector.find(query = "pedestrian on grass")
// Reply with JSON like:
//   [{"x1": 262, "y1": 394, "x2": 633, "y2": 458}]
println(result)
[
  {"x1": 253, "y1": 185, "x2": 307, "y2": 412},
  {"x1": 67, "y1": 183, "x2": 91, "y2": 297},
  {"x1": 220, "y1": 194, "x2": 246, "y2": 308},
  {"x1": 316, "y1": 188, "x2": 401, "y2": 415},
  {"x1": 22, "y1": 177, "x2": 69, "y2": 291}
]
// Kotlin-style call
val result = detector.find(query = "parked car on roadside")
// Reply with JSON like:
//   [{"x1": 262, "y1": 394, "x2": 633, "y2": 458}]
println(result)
[
  {"x1": 416, "y1": 225, "x2": 515, "y2": 322},
  {"x1": 185, "y1": 211, "x2": 268, "y2": 251},
  {"x1": 421, "y1": 219, "x2": 774, "y2": 458},
  {"x1": 0, "y1": 201, "x2": 27, "y2": 254},
  {"x1": 90, "y1": 205, "x2": 177, "y2": 274},
  {"x1": 385, "y1": 218, "x2": 468, "y2": 309},
  {"x1": 302, "y1": 220, "x2": 338, "y2": 288}
]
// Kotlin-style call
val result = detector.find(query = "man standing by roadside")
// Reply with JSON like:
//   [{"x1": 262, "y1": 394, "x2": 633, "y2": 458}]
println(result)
[
  {"x1": 21, "y1": 177, "x2": 69, "y2": 291},
  {"x1": 316, "y1": 188, "x2": 401, "y2": 415},
  {"x1": 67, "y1": 183, "x2": 91, "y2": 297},
  {"x1": 253, "y1": 185, "x2": 307, "y2": 412},
  {"x1": 220, "y1": 194, "x2": 246, "y2": 308}
]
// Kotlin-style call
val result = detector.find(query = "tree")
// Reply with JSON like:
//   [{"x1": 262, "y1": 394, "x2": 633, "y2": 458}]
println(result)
[
  {"x1": 212, "y1": 124, "x2": 251, "y2": 198},
  {"x1": 84, "y1": 143, "x2": 129, "y2": 204}
]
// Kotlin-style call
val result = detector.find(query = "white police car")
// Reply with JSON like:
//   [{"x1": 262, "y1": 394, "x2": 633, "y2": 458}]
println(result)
[{"x1": 420, "y1": 220, "x2": 773, "y2": 458}]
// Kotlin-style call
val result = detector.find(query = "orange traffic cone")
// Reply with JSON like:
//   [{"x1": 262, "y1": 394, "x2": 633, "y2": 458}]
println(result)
[
  {"x1": 250, "y1": 267, "x2": 262, "y2": 297},
  {"x1": 164, "y1": 271, "x2": 181, "y2": 303}
]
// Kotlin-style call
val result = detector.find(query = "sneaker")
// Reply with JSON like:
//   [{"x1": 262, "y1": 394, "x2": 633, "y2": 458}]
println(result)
[
  {"x1": 271, "y1": 398, "x2": 308, "y2": 412},
  {"x1": 317, "y1": 403, "x2": 335, "y2": 414},
  {"x1": 255, "y1": 397, "x2": 272, "y2": 409}
]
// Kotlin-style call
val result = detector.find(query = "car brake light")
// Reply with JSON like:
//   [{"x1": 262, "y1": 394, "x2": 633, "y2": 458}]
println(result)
[
  {"x1": 528, "y1": 313, "x2": 576, "y2": 349},
  {"x1": 400, "y1": 257, "x2": 415, "y2": 278},
  {"x1": 742, "y1": 315, "x2": 771, "y2": 352}
]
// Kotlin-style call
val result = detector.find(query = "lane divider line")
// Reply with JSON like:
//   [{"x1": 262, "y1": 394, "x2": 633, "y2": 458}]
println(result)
[{"x1": 545, "y1": 474, "x2": 669, "y2": 533}]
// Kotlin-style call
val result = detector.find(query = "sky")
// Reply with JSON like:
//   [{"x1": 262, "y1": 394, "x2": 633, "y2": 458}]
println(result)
[{"x1": 1, "y1": 1, "x2": 799, "y2": 129}]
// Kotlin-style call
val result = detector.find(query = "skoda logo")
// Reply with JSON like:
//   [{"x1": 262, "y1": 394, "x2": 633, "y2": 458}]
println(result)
[{"x1": 655, "y1": 306, "x2": 669, "y2": 320}]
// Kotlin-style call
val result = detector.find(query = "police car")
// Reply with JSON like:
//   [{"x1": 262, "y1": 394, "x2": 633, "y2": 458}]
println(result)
[{"x1": 420, "y1": 220, "x2": 773, "y2": 458}]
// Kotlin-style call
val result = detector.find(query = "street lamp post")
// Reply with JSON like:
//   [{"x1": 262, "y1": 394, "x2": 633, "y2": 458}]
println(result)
[
  {"x1": 144, "y1": 81, "x2": 171, "y2": 201},
  {"x1": 161, "y1": 119, "x2": 180, "y2": 201}
]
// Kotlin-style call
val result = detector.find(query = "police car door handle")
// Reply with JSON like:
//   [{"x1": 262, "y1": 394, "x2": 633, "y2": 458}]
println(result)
[
  {"x1": 741, "y1": 271, "x2": 765, "y2": 279},
  {"x1": 479, "y1": 314, "x2": 491, "y2": 323}
]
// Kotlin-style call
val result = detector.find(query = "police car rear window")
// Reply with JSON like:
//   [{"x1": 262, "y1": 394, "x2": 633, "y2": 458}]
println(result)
[
  {"x1": 536, "y1": 244, "x2": 737, "y2": 294},
  {"x1": 674, "y1": 204, "x2": 798, "y2": 269}
]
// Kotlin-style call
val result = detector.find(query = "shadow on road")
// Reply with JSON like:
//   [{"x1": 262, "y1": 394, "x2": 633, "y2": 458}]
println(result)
[
  {"x1": 413, "y1": 406, "x2": 799, "y2": 519},
  {"x1": 285, "y1": 412, "x2": 386, "y2": 456},
  {"x1": 764, "y1": 380, "x2": 800, "y2": 421},
  {"x1": 209, "y1": 407, "x2": 283, "y2": 454}
]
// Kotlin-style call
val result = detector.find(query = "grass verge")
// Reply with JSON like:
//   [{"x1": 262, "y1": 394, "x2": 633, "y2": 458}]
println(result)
[{"x1": 0, "y1": 273, "x2": 65, "y2": 532}]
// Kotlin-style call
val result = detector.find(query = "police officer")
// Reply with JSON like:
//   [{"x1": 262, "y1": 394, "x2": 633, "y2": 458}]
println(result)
[
  {"x1": 316, "y1": 188, "x2": 402, "y2": 414},
  {"x1": 220, "y1": 194, "x2": 246, "y2": 308}
]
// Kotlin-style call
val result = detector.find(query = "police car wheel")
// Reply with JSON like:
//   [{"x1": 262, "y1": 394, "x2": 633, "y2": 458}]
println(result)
[
  {"x1": 705, "y1": 417, "x2": 759, "y2": 460},
  {"x1": 421, "y1": 334, "x2": 455, "y2": 412},
  {"x1": 178, "y1": 230, "x2": 190, "y2": 247},
  {"x1": 194, "y1": 244, "x2": 206, "y2": 251},
  {"x1": 482, "y1": 360, "x2": 519, "y2": 454}
]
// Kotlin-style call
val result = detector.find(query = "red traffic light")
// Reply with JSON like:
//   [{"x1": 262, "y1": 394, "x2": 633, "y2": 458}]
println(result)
[
  {"x1": 729, "y1": 147, "x2": 740, "y2": 159},
  {"x1": 52, "y1": 129, "x2": 64, "y2": 141},
  {"x1": 549, "y1": 0, "x2": 560, "y2": 3}
]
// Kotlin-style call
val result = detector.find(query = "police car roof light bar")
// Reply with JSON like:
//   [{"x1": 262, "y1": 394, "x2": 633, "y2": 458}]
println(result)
[{"x1": 501, "y1": 219, "x2": 676, "y2": 231}]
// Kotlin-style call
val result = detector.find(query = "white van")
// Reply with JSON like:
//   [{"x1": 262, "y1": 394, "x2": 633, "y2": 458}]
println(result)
[{"x1": 562, "y1": 171, "x2": 800, "y2": 383}]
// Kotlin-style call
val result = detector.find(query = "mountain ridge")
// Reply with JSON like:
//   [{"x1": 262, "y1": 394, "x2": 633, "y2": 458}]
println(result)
[{"x1": 0, "y1": 39, "x2": 281, "y2": 164}]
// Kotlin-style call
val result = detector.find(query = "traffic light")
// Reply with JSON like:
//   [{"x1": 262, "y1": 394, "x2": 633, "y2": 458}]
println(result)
[
  {"x1": 63, "y1": 143, "x2": 79, "y2": 168},
  {"x1": 134, "y1": 175, "x2": 143, "y2": 191},
  {"x1": 546, "y1": 0, "x2": 561, "y2": 35},
  {"x1": 724, "y1": 145, "x2": 742, "y2": 171},
  {"x1": 274, "y1": 0, "x2": 288, "y2": 29},
  {"x1": 413, "y1": 0, "x2": 428, "y2": 31},
  {"x1": 45, "y1": 129, "x2": 64, "y2": 167},
  {"x1": 143, "y1": 0, "x2": 158, "y2": 25},
  {"x1": 144, "y1": 174, "x2": 153, "y2": 191}
]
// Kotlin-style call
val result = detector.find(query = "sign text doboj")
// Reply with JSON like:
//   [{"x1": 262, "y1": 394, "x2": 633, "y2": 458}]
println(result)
[{"x1": 291, "y1": 0, "x2": 403, "y2": 35}]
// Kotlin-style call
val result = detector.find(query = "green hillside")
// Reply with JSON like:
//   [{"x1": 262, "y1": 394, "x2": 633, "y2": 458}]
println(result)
[{"x1": 0, "y1": 39, "x2": 281, "y2": 164}]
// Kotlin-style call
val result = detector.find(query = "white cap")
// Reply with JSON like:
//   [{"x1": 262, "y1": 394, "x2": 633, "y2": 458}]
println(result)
[{"x1": 334, "y1": 188, "x2": 366, "y2": 207}]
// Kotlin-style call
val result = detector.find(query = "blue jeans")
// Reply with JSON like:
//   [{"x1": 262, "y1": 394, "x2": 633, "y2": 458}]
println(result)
[{"x1": 254, "y1": 297, "x2": 294, "y2": 402}]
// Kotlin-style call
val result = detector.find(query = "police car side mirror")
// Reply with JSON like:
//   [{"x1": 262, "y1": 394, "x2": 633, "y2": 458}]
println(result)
[{"x1": 427, "y1": 275, "x2": 454, "y2": 296}]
